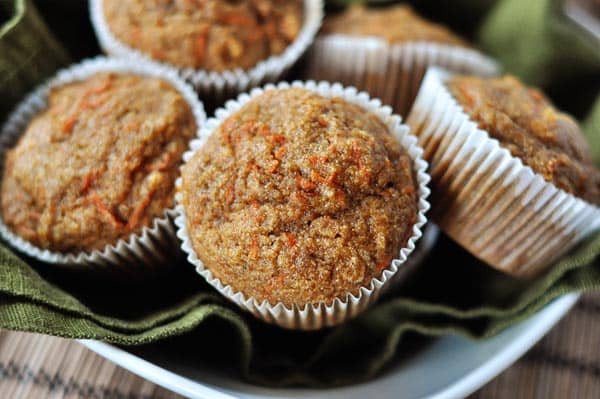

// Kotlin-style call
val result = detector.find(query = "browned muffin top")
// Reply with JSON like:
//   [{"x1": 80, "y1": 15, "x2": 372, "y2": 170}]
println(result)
[
  {"x1": 103, "y1": 0, "x2": 303, "y2": 71},
  {"x1": 180, "y1": 88, "x2": 418, "y2": 305},
  {"x1": 321, "y1": 4, "x2": 467, "y2": 46},
  {"x1": 1, "y1": 73, "x2": 197, "y2": 252},
  {"x1": 448, "y1": 75, "x2": 600, "y2": 205}
]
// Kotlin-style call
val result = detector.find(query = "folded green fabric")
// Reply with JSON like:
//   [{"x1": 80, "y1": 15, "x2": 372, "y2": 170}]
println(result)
[{"x1": 1, "y1": 0, "x2": 600, "y2": 387}]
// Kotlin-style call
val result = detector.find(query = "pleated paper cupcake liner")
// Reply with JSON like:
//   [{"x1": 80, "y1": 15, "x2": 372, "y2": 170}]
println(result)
[
  {"x1": 407, "y1": 67, "x2": 600, "y2": 278},
  {"x1": 175, "y1": 80, "x2": 431, "y2": 330},
  {"x1": 0, "y1": 57, "x2": 206, "y2": 271},
  {"x1": 90, "y1": 0, "x2": 323, "y2": 105},
  {"x1": 302, "y1": 36, "x2": 500, "y2": 117}
]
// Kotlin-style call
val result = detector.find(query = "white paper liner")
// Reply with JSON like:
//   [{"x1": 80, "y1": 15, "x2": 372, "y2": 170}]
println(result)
[
  {"x1": 175, "y1": 81, "x2": 431, "y2": 330},
  {"x1": 0, "y1": 57, "x2": 206, "y2": 270},
  {"x1": 302, "y1": 35, "x2": 500, "y2": 117},
  {"x1": 89, "y1": 0, "x2": 324, "y2": 103},
  {"x1": 407, "y1": 67, "x2": 600, "y2": 278}
]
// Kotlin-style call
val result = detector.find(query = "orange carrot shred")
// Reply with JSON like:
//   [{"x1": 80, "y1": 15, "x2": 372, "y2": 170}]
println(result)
[
  {"x1": 148, "y1": 152, "x2": 172, "y2": 172},
  {"x1": 258, "y1": 125, "x2": 271, "y2": 136},
  {"x1": 284, "y1": 232, "x2": 297, "y2": 247},
  {"x1": 89, "y1": 193, "x2": 124, "y2": 229},
  {"x1": 86, "y1": 76, "x2": 113, "y2": 96},
  {"x1": 402, "y1": 186, "x2": 415, "y2": 196},
  {"x1": 274, "y1": 146, "x2": 287, "y2": 160},
  {"x1": 225, "y1": 186, "x2": 235, "y2": 203},
  {"x1": 297, "y1": 176, "x2": 317, "y2": 191},
  {"x1": 218, "y1": 12, "x2": 255, "y2": 28},
  {"x1": 124, "y1": 120, "x2": 141, "y2": 132},
  {"x1": 80, "y1": 172, "x2": 96, "y2": 194},
  {"x1": 268, "y1": 134, "x2": 286, "y2": 145},
  {"x1": 376, "y1": 255, "x2": 393, "y2": 272},
  {"x1": 249, "y1": 235, "x2": 259, "y2": 259},
  {"x1": 61, "y1": 116, "x2": 77, "y2": 133},
  {"x1": 127, "y1": 195, "x2": 152, "y2": 230},
  {"x1": 195, "y1": 29, "x2": 209, "y2": 65},
  {"x1": 310, "y1": 170, "x2": 328, "y2": 184}
]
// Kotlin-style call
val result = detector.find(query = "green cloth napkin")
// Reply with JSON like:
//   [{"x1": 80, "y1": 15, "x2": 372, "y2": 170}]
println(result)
[{"x1": 1, "y1": 0, "x2": 600, "y2": 387}]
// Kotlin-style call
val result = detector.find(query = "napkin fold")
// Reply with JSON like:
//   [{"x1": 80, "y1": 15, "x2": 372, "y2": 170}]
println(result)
[{"x1": 0, "y1": 0, "x2": 599, "y2": 387}]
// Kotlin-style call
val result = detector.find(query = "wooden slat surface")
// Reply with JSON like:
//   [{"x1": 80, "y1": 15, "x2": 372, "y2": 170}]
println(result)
[{"x1": 2, "y1": 293, "x2": 600, "y2": 398}]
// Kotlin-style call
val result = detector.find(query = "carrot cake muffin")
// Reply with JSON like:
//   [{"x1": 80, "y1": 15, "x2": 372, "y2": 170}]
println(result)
[
  {"x1": 1, "y1": 73, "x2": 196, "y2": 252},
  {"x1": 321, "y1": 4, "x2": 467, "y2": 46},
  {"x1": 447, "y1": 75, "x2": 600, "y2": 205},
  {"x1": 180, "y1": 88, "x2": 419, "y2": 305},
  {"x1": 102, "y1": 0, "x2": 304, "y2": 71}
]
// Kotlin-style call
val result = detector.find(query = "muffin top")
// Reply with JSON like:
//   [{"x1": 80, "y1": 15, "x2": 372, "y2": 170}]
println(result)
[
  {"x1": 321, "y1": 4, "x2": 467, "y2": 46},
  {"x1": 102, "y1": 0, "x2": 303, "y2": 71},
  {"x1": 447, "y1": 75, "x2": 600, "y2": 205},
  {"x1": 1, "y1": 73, "x2": 197, "y2": 252},
  {"x1": 180, "y1": 88, "x2": 418, "y2": 305}
]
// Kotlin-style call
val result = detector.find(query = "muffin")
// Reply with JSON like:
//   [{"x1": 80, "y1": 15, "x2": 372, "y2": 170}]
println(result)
[
  {"x1": 0, "y1": 58, "x2": 205, "y2": 267},
  {"x1": 101, "y1": 0, "x2": 303, "y2": 71},
  {"x1": 302, "y1": 4, "x2": 498, "y2": 116},
  {"x1": 90, "y1": 0, "x2": 323, "y2": 100},
  {"x1": 407, "y1": 68, "x2": 600, "y2": 278},
  {"x1": 321, "y1": 4, "x2": 467, "y2": 46},
  {"x1": 176, "y1": 82, "x2": 430, "y2": 329},
  {"x1": 447, "y1": 75, "x2": 600, "y2": 205}
]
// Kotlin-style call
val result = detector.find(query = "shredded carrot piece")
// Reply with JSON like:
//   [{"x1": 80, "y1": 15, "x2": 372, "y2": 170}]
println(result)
[
  {"x1": 309, "y1": 170, "x2": 328, "y2": 184},
  {"x1": 317, "y1": 116, "x2": 329, "y2": 127},
  {"x1": 80, "y1": 171, "x2": 97, "y2": 194},
  {"x1": 268, "y1": 134, "x2": 286, "y2": 145},
  {"x1": 258, "y1": 125, "x2": 271, "y2": 136},
  {"x1": 148, "y1": 152, "x2": 172, "y2": 172},
  {"x1": 351, "y1": 143, "x2": 370, "y2": 181},
  {"x1": 127, "y1": 194, "x2": 152, "y2": 230},
  {"x1": 89, "y1": 193, "x2": 124, "y2": 229},
  {"x1": 350, "y1": 143, "x2": 362, "y2": 163},
  {"x1": 333, "y1": 187, "x2": 346, "y2": 205},
  {"x1": 61, "y1": 116, "x2": 77, "y2": 133},
  {"x1": 264, "y1": 21, "x2": 277, "y2": 39},
  {"x1": 274, "y1": 146, "x2": 287, "y2": 160},
  {"x1": 152, "y1": 49, "x2": 167, "y2": 60},
  {"x1": 124, "y1": 120, "x2": 141, "y2": 132},
  {"x1": 238, "y1": 119, "x2": 257, "y2": 140},
  {"x1": 195, "y1": 29, "x2": 209, "y2": 65},
  {"x1": 250, "y1": 199, "x2": 260, "y2": 209},
  {"x1": 86, "y1": 76, "x2": 113, "y2": 96},
  {"x1": 267, "y1": 160, "x2": 279, "y2": 173},
  {"x1": 307, "y1": 155, "x2": 328, "y2": 166},
  {"x1": 327, "y1": 170, "x2": 339, "y2": 184},
  {"x1": 80, "y1": 94, "x2": 108, "y2": 110},
  {"x1": 218, "y1": 12, "x2": 256, "y2": 28},
  {"x1": 297, "y1": 176, "x2": 317, "y2": 191},
  {"x1": 225, "y1": 185, "x2": 235, "y2": 204},
  {"x1": 249, "y1": 235, "x2": 259, "y2": 259},
  {"x1": 131, "y1": 26, "x2": 141, "y2": 45},
  {"x1": 246, "y1": 28, "x2": 264, "y2": 42},
  {"x1": 376, "y1": 255, "x2": 393, "y2": 272},
  {"x1": 284, "y1": 232, "x2": 297, "y2": 247},
  {"x1": 402, "y1": 186, "x2": 415, "y2": 196}
]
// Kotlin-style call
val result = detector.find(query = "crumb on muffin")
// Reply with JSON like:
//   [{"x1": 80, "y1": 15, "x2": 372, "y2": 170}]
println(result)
[{"x1": 180, "y1": 88, "x2": 419, "y2": 305}]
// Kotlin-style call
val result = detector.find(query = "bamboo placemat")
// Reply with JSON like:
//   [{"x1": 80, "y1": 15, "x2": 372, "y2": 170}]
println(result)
[{"x1": 1, "y1": 293, "x2": 600, "y2": 398}]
